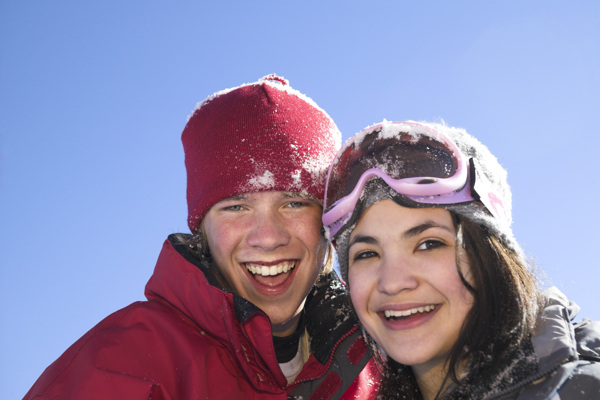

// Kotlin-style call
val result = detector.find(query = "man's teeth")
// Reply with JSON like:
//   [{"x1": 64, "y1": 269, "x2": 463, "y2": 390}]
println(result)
[
  {"x1": 384, "y1": 305, "x2": 436, "y2": 319},
  {"x1": 245, "y1": 262, "x2": 295, "y2": 276}
]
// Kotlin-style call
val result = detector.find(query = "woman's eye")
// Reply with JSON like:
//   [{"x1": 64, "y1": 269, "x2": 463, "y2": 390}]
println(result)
[
  {"x1": 352, "y1": 250, "x2": 378, "y2": 262},
  {"x1": 417, "y1": 240, "x2": 445, "y2": 251}
]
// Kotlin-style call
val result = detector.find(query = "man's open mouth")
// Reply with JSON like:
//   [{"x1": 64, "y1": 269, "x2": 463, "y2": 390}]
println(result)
[{"x1": 244, "y1": 261, "x2": 296, "y2": 277}]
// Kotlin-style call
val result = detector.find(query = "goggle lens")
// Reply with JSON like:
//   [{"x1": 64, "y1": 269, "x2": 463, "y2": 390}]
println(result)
[{"x1": 325, "y1": 129, "x2": 459, "y2": 209}]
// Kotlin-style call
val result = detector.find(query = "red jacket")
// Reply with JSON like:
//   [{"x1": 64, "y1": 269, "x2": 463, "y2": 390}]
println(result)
[{"x1": 25, "y1": 236, "x2": 379, "y2": 400}]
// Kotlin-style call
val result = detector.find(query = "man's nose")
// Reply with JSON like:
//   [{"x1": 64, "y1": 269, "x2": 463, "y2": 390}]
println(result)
[{"x1": 245, "y1": 210, "x2": 291, "y2": 251}]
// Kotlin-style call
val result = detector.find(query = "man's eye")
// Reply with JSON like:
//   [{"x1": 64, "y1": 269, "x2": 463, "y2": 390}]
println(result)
[
  {"x1": 224, "y1": 205, "x2": 243, "y2": 211},
  {"x1": 287, "y1": 201, "x2": 307, "y2": 208},
  {"x1": 416, "y1": 240, "x2": 445, "y2": 251}
]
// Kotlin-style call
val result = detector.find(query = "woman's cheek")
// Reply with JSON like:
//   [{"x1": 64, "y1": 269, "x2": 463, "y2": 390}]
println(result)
[{"x1": 348, "y1": 269, "x2": 368, "y2": 311}]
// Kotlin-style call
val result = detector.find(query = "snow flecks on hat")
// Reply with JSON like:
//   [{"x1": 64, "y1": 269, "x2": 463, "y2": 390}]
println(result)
[
  {"x1": 244, "y1": 170, "x2": 276, "y2": 191},
  {"x1": 182, "y1": 74, "x2": 341, "y2": 232},
  {"x1": 330, "y1": 120, "x2": 523, "y2": 282}
]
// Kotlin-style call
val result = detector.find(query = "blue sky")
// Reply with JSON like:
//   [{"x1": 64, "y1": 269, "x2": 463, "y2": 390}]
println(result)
[{"x1": 1, "y1": 1, "x2": 599, "y2": 399}]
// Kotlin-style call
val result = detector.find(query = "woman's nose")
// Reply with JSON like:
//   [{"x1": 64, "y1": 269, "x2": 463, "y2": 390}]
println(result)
[{"x1": 377, "y1": 256, "x2": 419, "y2": 295}]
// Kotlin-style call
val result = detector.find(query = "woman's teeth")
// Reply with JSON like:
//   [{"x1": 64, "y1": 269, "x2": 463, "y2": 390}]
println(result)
[
  {"x1": 245, "y1": 261, "x2": 295, "y2": 276},
  {"x1": 384, "y1": 305, "x2": 436, "y2": 319}
]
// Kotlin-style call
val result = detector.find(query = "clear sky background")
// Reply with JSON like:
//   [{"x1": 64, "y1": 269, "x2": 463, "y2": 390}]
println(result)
[{"x1": 1, "y1": 1, "x2": 599, "y2": 399}]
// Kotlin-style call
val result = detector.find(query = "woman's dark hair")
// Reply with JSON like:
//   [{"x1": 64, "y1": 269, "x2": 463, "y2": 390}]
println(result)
[{"x1": 367, "y1": 213, "x2": 542, "y2": 399}]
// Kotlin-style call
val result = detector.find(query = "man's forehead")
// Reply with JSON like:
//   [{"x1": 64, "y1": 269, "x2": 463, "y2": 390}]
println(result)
[{"x1": 218, "y1": 191, "x2": 315, "y2": 203}]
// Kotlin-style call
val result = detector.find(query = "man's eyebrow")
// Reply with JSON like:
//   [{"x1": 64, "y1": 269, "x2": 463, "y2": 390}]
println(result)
[
  {"x1": 280, "y1": 191, "x2": 320, "y2": 203},
  {"x1": 281, "y1": 191, "x2": 315, "y2": 199},
  {"x1": 216, "y1": 194, "x2": 247, "y2": 203}
]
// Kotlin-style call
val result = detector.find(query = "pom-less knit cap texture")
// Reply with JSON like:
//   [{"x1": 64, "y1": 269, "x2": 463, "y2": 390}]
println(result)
[
  {"x1": 332, "y1": 120, "x2": 523, "y2": 283},
  {"x1": 182, "y1": 74, "x2": 342, "y2": 233}
]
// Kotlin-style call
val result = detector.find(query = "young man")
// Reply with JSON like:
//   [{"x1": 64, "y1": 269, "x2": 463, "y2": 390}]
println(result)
[{"x1": 25, "y1": 75, "x2": 378, "y2": 399}]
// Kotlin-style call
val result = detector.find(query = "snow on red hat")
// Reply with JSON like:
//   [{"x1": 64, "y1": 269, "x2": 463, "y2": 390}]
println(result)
[{"x1": 182, "y1": 74, "x2": 342, "y2": 233}]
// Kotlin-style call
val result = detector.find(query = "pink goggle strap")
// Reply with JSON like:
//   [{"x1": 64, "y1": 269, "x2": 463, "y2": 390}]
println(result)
[
  {"x1": 323, "y1": 127, "x2": 470, "y2": 237},
  {"x1": 322, "y1": 164, "x2": 472, "y2": 238}
]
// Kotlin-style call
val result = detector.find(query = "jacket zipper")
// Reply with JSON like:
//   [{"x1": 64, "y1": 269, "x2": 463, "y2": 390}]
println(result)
[{"x1": 286, "y1": 325, "x2": 360, "y2": 390}]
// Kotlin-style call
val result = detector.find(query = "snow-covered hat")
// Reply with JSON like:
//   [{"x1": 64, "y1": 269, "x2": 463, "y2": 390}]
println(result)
[
  {"x1": 331, "y1": 120, "x2": 522, "y2": 282},
  {"x1": 182, "y1": 74, "x2": 341, "y2": 233}
]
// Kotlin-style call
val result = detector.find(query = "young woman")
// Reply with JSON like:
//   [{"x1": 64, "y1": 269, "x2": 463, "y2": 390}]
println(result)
[{"x1": 322, "y1": 120, "x2": 600, "y2": 399}]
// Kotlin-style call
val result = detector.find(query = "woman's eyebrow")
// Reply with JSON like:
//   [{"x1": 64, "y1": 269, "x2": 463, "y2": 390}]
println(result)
[
  {"x1": 349, "y1": 234, "x2": 379, "y2": 248},
  {"x1": 403, "y1": 221, "x2": 453, "y2": 239},
  {"x1": 349, "y1": 221, "x2": 452, "y2": 247}
]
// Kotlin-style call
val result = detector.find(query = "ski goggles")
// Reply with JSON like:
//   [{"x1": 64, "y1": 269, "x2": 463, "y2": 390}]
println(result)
[{"x1": 323, "y1": 121, "x2": 503, "y2": 238}]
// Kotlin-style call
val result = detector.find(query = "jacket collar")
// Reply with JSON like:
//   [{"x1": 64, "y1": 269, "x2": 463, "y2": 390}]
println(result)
[
  {"x1": 467, "y1": 287, "x2": 582, "y2": 399},
  {"x1": 145, "y1": 236, "x2": 286, "y2": 387},
  {"x1": 144, "y1": 235, "x2": 360, "y2": 387}
]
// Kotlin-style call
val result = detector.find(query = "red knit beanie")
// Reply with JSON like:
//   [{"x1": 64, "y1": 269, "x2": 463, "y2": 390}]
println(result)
[{"x1": 182, "y1": 74, "x2": 342, "y2": 233}]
